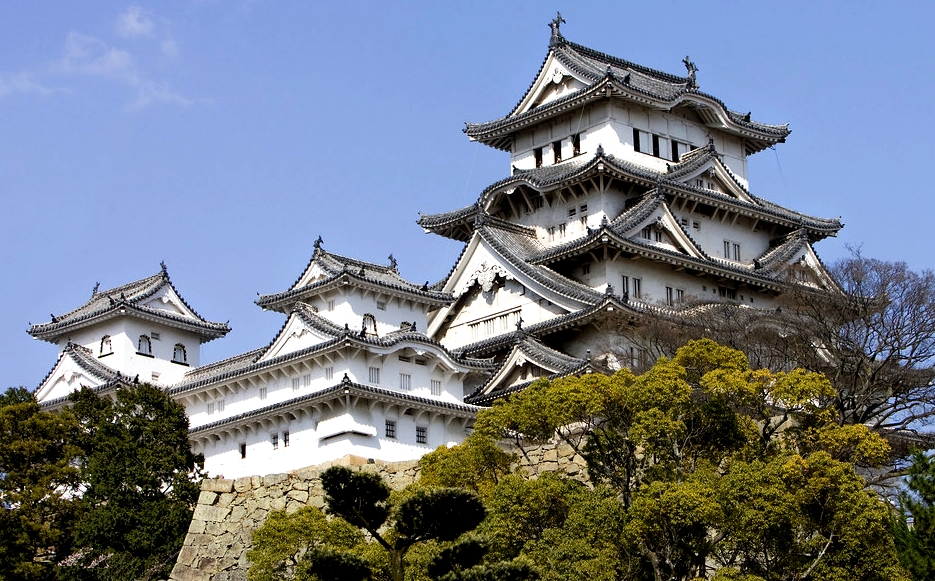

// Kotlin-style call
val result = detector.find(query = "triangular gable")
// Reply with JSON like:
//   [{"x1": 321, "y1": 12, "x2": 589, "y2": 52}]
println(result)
[
  {"x1": 257, "y1": 310, "x2": 340, "y2": 363},
  {"x1": 677, "y1": 157, "x2": 754, "y2": 204},
  {"x1": 514, "y1": 54, "x2": 589, "y2": 115},
  {"x1": 478, "y1": 339, "x2": 583, "y2": 398},
  {"x1": 619, "y1": 201, "x2": 705, "y2": 259},
  {"x1": 428, "y1": 232, "x2": 591, "y2": 337},
  {"x1": 140, "y1": 282, "x2": 201, "y2": 319},
  {"x1": 782, "y1": 244, "x2": 837, "y2": 290},
  {"x1": 292, "y1": 260, "x2": 331, "y2": 291},
  {"x1": 36, "y1": 350, "x2": 114, "y2": 404}
]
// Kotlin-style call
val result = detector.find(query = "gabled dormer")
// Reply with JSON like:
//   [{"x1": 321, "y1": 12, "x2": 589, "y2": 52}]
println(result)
[
  {"x1": 465, "y1": 14, "x2": 790, "y2": 182},
  {"x1": 29, "y1": 263, "x2": 230, "y2": 398},
  {"x1": 256, "y1": 238, "x2": 452, "y2": 335}
]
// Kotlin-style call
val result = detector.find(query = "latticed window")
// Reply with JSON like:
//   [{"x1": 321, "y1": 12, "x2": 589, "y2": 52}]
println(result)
[
  {"x1": 399, "y1": 373, "x2": 411, "y2": 391},
  {"x1": 416, "y1": 426, "x2": 427, "y2": 444},
  {"x1": 369, "y1": 367, "x2": 380, "y2": 384},
  {"x1": 431, "y1": 380, "x2": 442, "y2": 396},
  {"x1": 385, "y1": 420, "x2": 396, "y2": 439}
]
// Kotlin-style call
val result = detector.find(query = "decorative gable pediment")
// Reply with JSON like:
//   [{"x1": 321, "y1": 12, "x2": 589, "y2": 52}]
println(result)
[
  {"x1": 293, "y1": 262, "x2": 329, "y2": 290},
  {"x1": 257, "y1": 311, "x2": 337, "y2": 363},
  {"x1": 35, "y1": 348, "x2": 116, "y2": 405},
  {"x1": 519, "y1": 58, "x2": 588, "y2": 114},
  {"x1": 141, "y1": 284, "x2": 194, "y2": 317},
  {"x1": 678, "y1": 158, "x2": 754, "y2": 204},
  {"x1": 621, "y1": 202, "x2": 705, "y2": 259}
]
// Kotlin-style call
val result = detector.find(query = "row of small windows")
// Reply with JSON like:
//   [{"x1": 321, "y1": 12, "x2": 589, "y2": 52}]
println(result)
[
  {"x1": 533, "y1": 133, "x2": 581, "y2": 168},
  {"x1": 100, "y1": 334, "x2": 186, "y2": 364},
  {"x1": 621, "y1": 275, "x2": 642, "y2": 300},
  {"x1": 384, "y1": 420, "x2": 428, "y2": 444},
  {"x1": 633, "y1": 129, "x2": 692, "y2": 162},
  {"x1": 364, "y1": 366, "x2": 443, "y2": 396},
  {"x1": 239, "y1": 431, "x2": 291, "y2": 459}
]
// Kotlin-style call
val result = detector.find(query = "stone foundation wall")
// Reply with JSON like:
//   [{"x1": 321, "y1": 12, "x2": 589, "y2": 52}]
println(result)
[{"x1": 169, "y1": 441, "x2": 586, "y2": 581}]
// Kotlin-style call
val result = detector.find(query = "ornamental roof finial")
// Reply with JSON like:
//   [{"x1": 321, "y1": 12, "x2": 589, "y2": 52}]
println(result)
[
  {"x1": 682, "y1": 55, "x2": 698, "y2": 89},
  {"x1": 91, "y1": 282, "x2": 100, "y2": 297},
  {"x1": 388, "y1": 254, "x2": 397, "y2": 270},
  {"x1": 160, "y1": 260, "x2": 167, "y2": 274},
  {"x1": 313, "y1": 235, "x2": 324, "y2": 250},
  {"x1": 549, "y1": 12, "x2": 566, "y2": 45}
]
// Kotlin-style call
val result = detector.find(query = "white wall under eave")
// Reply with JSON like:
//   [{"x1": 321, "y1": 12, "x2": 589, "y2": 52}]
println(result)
[
  {"x1": 192, "y1": 398, "x2": 470, "y2": 480},
  {"x1": 52, "y1": 318, "x2": 201, "y2": 386},
  {"x1": 307, "y1": 287, "x2": 430, "y2": 337}
]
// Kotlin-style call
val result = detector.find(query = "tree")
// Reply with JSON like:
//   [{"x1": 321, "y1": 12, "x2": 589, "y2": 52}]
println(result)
[
  {"x1": 0, "y1": 387, "x2": 82, "y2": 581},
  {"x1": 247, "y1": 506, "x2": 365, "y2": 581},
  {"x1": 894, "y1": 451, "x2": 935, "y2": 578},
  {"x1": 319, "y1": 466, "x2": 487, "y2": 581},
  {"x1": 58, "y1": 383, "x2": 204, "y2": 581},
  {"x1": 632, "y1": 254, "x2": 935, "y2": 470},
  {"x1": 474, "y1": 340, "x2": 909, "y2": 581}
]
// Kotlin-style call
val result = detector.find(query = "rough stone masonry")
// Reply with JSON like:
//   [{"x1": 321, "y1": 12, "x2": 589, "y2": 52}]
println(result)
[{"x1": 169, "y1": 441, "x2": 588, "y2": 581}]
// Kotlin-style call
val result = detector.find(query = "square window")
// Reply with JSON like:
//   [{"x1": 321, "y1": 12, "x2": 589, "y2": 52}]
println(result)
[
  {"x1": 151, "y1": 332, "x2": 161, "y2": 341},
  {"x1": 377, "y1": 301, "x2": 387, "y2": 311},
  {"x1": 399, "y1": 373, "x2": 411, "y2": 391},
  {"x1": 431, "y1": 379, "x2": 442, "y2": 396},
  {"x1": 385, "y1": 420, "x2": 396, "y2": 439},
  {"x1": 369, "y1": 367, "x2": 380, "y2": 384},
  {"x1": 416, "y1": 426, "x2": 427, "y2": 444}
]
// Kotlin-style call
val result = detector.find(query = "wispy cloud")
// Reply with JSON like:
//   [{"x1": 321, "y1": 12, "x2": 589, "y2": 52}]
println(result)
[
  {"x1": 116, "y1": 5, "x2": 155, "y2": 39},
  {"x1": 55, "y1": 32, "x2": 137, "y2": 80},
  {"x1": 0, "y1": 72, "x2": 55, "y2": 99}
]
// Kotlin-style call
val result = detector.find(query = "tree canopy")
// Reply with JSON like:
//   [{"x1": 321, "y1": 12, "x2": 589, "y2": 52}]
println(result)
[
  {"x1": 473, "y1": 340, "x2": 908, "y2": 581},
  {"x1": 0, "y1": 383, "x2": 203, "y2": 581}
]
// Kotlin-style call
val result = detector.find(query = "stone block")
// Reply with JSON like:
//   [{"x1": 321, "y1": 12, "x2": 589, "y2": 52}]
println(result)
[
  {"x1": 263, "y1": 473, "x2": 288, "y2": 486},
  {"x1": 270, "y1": 496, "x2": 287, "y2": 511},
  {"x1": 251, "y1": 476, "x2": 261, "y2": 488},
  {"x1": 202, "y1": 479, "x2": 234, "y2": 493},
  {"x1": 540, "y1": 461, "x2": 558, "y2": 472},
  {"x1": 197, "y1": 491, "x2": 218, "y2": 506},
  {"x1": 233, "y1": 477, "x2": 252, "y2": 493},
  {"x1": 205, "y1": 522, "x2": 225, "y2": 536},
  {"x1": 177, "y1": 545, "x2": 198, "y2": 568},
  {"x1": 295, "y1": 467, "x2": 319, "y2": 480},
  {"x1": 556, "y1": 443, "x2": 575, "y2": 458},
  {"x1": 286, "y1": 490, "x2": 309, "y2": 503},
  {"x1": 269, "y1": 486, "x2": 283, "y2": 499},
  {"x1": 216, "y1": 493, "x2": 236, "y2": 508},
  {"x1": 193, "y1": 504, "x2": 231, "y2": 523},
  {"x1": 188, "y1": 519, "x2": 206, "y2": 535},
  {"x1": 543, "y1": 448, "x2": 558, "y2": 462}
]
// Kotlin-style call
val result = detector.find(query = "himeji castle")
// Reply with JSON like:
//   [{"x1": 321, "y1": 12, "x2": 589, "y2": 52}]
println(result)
[{"x1": 29, "y1": 16, "x2": 840, "y2": 478}]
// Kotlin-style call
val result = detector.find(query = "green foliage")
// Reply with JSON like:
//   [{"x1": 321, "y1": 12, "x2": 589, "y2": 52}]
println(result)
[
  {"x1": 468, "y1": 339, "x2": 908, "y2": 581},
  {"x1": 895, "y1": 451, "x2": 935, "y2": 579},
  {"x1": 297, "y1": 547, "x2": 372, "y2": 581},
  {"x1": 0, "y1": 387, "x2": 82, "y2": 581},
  {"x1": 320, "y1": 465, "x2": 391, "y2": 532},
  {"x1": 317, "y1": 466, "x2": 488, "y2": 581},
  {"x1": 419, "y1": 433, "x2": 514, "y2": 498},
  {"x1": 247, "y1": 506, "x2": 365, "y2": 581},
  {"x1": 58, "y1": 384, "x2": 203, "y2": 581}
]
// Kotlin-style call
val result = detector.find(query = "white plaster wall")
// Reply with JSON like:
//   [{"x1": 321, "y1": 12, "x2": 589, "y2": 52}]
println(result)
[{"x1": 194, "y1": 399, "x2": 470, "y2": 480}]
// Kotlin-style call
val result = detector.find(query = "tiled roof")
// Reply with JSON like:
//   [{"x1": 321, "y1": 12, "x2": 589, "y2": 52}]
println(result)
[
  {"x1": 465, "y1": 29, "x2": 789, "y2": 152},
  {"x1": 479, "y1": 226, "x2": 603, "y2": 304},
  {"x1": 189, "y1": 377, "x2": 479, "y2": 436},
  {"x1": 754, "y1": 229, "x2": 810, "y2": 272},
  {"x1": 28, "y1": 265, "x2": 230, "y2": 343},
  {"x1": 171, "y1": 305, "x2": 493, "y2": 396},
  {"x1": 257, "y1": 245, "x2": 452, "y2": 310}
]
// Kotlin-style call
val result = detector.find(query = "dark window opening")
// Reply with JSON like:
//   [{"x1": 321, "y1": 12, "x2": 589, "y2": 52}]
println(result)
[
  {"x1": 652, "y1": 135, "x2": 661, "y2": 158},
  {"x1": 552, "y1": 141, "x2": 562, "y2": 163},
  {"x1": 416, "y1": 426, "x2": 427, "y2": 444},
  {"x1": 534, "y1": 147, "x2": 543, "y2": 168},
  {"x1": 633, "y1": 128, "x2": 641, "y2": 153},
  {"x1": 385, "y1": 420, "x2": 396, "y2": 439},
  {"x1": 240, "y1": 443, "x2": 247, "y2": 459},
  {"x1": 283, "y1": 431, "x2": 290, "y2": 447},
  {"x1": 137, "y1": 335, "x2": 152, "y2": 356},
  {"x1": 572, "y1": 133, "x2": 581, "y2": 156}
]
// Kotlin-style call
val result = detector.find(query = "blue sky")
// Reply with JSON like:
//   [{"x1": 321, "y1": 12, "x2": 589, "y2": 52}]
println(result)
[{"x1": 3, "y1": 2, "x2": 934, "y2": 390}]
